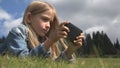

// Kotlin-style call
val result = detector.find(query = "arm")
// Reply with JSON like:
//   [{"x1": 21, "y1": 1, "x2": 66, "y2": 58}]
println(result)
[
  {"x1": 5, "y1": 25, "x2": 50, "y2": 57},
  {"x1": 55, "y1": 33, "x2": 84, "y2": 62}
]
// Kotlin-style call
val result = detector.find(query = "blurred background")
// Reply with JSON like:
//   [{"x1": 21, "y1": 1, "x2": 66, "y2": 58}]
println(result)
[{"x1": 0, "y1": 0, "x2": 120, "y2": 57}]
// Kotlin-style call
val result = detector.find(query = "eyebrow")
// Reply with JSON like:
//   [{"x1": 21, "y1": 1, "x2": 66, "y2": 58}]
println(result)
[{"x1": 41, "y1": 15, "x2": 53, "y2": 21}]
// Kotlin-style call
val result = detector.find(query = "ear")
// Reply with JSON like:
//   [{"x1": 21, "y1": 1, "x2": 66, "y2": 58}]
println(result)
[{"x1": 26, "y1": 12, "x2": 32, "y2": 23}]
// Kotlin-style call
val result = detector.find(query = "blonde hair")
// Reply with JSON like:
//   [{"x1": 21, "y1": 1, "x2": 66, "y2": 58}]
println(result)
[{"x1": 22, "y1": 1, "x2": 68, "y2": 59}]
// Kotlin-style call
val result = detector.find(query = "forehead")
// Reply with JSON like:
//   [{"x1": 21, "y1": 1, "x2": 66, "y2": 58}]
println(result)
[{"x1": 39, "y1": 10, "x2": 54, "y2": 20}]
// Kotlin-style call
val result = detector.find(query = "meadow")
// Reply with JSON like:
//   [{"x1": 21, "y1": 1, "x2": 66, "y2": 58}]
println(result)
[{"x1": 0, "y1": 56, "x2": 120, "y2": 68}]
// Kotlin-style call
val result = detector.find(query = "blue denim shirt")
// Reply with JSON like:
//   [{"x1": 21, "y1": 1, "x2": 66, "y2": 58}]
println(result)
[
  {"x1": 0, "y1": 24, "x2": 74, "y2": 62},
  {"x1": 0, "y1": 24, "x2": 49, "y2": 57}
]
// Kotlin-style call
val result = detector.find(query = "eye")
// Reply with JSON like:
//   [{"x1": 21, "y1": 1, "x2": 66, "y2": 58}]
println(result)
[{"x1": 41, "y1": 16, "x2": 50, "y2": 22}]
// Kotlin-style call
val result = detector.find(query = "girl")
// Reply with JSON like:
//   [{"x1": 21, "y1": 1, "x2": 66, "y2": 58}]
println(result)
[{"x1": 0, "y1": 1, "x2": 84, "y2": 62}]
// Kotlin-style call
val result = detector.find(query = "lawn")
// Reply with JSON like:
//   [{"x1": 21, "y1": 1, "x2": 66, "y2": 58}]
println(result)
[{"x1": 0, "y1": 56, "x2": 120, "y2": 68}]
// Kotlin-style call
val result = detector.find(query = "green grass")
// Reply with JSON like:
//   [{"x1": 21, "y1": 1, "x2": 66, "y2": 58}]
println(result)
[{"x1": 0, "y1": 56, "x2": 120, "y2": 68}]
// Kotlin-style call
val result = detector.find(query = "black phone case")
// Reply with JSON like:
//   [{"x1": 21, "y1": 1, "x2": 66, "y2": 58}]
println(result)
[{"x1": 65, "y1": 23, "x2": 83, "y2": 42}]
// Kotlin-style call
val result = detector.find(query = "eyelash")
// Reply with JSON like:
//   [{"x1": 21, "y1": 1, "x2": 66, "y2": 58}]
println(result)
[{"x1": 41, "y1": 17, "x2": 50, "y2": 22}]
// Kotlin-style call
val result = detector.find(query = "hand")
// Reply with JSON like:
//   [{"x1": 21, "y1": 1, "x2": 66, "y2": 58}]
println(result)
[
  {"x1": 73, "y1": 33, "x2": 84, "y2": 47},
  {"x1": 65, "y1": 33, "x2": 84, "y2": 59},
  {"x1": 69, "y1": 33, "x2": 84, "y2": 52},
  {"x1": 48, "y1": 21, "x2": 70, "y2": 43}
]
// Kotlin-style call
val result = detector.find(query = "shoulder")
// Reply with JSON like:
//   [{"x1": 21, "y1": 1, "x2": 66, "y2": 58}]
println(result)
[
  {"x1": 11, "y1": 24, "x2": 27, "y2": 32},
  {"x1": 9, "y1": 24, "x2": 28, "y2": 39}
]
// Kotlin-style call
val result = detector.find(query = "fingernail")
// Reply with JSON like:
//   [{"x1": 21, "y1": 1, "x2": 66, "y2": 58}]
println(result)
[
  {"x1": 74, "y1": 40, "x2": 76, "y2": 43},
  {"x1": 76, "y1": 37, "x2": 78, "y2": 39}
]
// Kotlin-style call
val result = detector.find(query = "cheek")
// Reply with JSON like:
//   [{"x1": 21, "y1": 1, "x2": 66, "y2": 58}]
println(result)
[
  {"x1": 32, "y1": 23, "x2": 44, "y2": 36},
  {"x1": 31, "y1": 17, "x2": 47, "y2": 36},
  {"x1": 33, "y1": 22, "x2": 43, "y2": 31},
  {"x1": 31, "y1": 20, "x2": 42, "y2": 33},
  {"x1": 32, "y1": 18, "x2": 43, "y2": 29}
]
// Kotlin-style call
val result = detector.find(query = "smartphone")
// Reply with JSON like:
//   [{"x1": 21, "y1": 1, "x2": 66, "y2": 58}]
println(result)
[{"x1": 65, "y1": 23, "x2": 83, "y2": 43}]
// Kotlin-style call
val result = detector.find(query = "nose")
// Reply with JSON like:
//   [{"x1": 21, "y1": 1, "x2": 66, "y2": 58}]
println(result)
[{"x1": 46, "y1": 22, "x2": 50, "y2": 29}]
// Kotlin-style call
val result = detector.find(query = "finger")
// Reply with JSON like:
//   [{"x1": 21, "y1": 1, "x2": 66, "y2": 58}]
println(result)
[
  {"x1": 57, "y1": 22, "x2": 70, "y2": 33},
  {"x1": 59, "y1": 21, "x2": 69, "y2": 27},
  {"x1": 58, "y1": 34, "x2": 67, "y2": 38},
  {"x1": 81, "y1": 33, "x2": 84, "y2": 36},
  {"x1": 76, "y1": 42, "x2": 82, "y2": 46},
  {"x1": 74, "y1": 39, "x2": 82, "y2": 43},
  {"x1": 73, "y1": 40, "x2": 83, "y2": 46},
  {"x1": 76, "y1": 35, "x2": 84, "y2": 40},
  {"x1": 57, "y1": 31, "x2": 68, "y2": 38},
  {"x1": 76, "y1": 33, "x2": 84, "y2": 39},
  {"x1": 59, "y1": 31, "x2": 68, "y2": 35},
  {"x1": 60, "y1": 25, "x2": 70, "y2": 32},
  {"x1": 81, "y1": 33, "x2": 84, "y2": 38}
]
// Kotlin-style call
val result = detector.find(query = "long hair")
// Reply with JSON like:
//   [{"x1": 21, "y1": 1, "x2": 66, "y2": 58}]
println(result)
[{"x1": 22, "y1": 1, "x2": 68, "y2": 59}]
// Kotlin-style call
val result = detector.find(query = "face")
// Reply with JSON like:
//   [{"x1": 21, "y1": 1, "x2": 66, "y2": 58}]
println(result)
[{"x1": 30, "y1": 10, "x2": 53, "y2": 37}]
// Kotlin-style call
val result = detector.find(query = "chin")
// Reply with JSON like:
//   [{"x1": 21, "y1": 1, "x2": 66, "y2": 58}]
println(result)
[{"x1": 39, "y1": 33, "x2": 46, "y2": 37}]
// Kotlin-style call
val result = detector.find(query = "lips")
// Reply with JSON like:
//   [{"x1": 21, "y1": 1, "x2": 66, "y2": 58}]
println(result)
[{"x1": 43, "y1": 29, "x2": 48, "y2": 34}]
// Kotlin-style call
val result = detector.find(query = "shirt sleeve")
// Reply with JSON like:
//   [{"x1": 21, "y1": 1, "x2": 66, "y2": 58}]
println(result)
[
  {"x1": 55, "y1": 51, "x2": 75, "y2": 63},
  {"x1": 5, "y1": 25, "x2": 50, "y2": 57}
]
